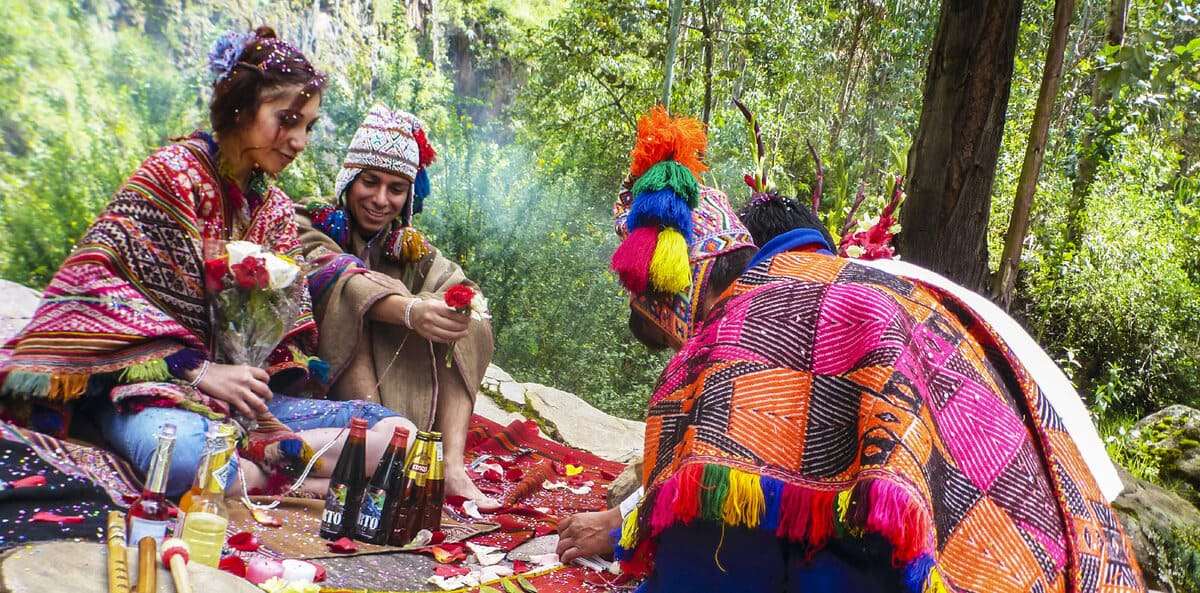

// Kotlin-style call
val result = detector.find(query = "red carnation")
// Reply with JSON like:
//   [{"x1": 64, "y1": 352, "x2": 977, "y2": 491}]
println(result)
[
  {"x1": 231, "y1": 256, "x2": 270, "y2": 290},
  {"x1": 204, "y1": 257, "x2": 230, "y2": 292},
  {"x1": 444, "y1": 283, "x2": 475, "y2": 311}
]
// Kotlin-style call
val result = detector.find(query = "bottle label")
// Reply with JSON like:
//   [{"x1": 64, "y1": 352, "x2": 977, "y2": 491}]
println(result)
[
  {"x1": 212, "y1": 453, "x2": 238, "y2": 493},
  {"x1": 127, "y1": 516, "x2": 169, "y2": 546},
  {"x1": 356, "y1": 486, "x2": 388, "y2": 537},
  {"x1": 322, "y1": 483, "x2": 348, "y2": 531}
]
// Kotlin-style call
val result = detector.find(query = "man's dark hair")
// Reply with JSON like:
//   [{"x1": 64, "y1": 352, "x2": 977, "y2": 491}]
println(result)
[{"x1": 738, "y1": 194, "x2": 835, "y2": 249}]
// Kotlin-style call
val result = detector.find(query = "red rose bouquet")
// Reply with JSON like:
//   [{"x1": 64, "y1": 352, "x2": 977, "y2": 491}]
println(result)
[
  {"x1": 204, "y1": 240, "x2": 305, "y2": 377},
  {"x1": 441, "y1": 283, "x2": 489, "y2": 367}
]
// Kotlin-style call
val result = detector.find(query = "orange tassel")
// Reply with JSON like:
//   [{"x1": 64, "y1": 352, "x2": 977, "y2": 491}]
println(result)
[{"x1": 629, "y1": 106, "x2": 709, "y2": 180}]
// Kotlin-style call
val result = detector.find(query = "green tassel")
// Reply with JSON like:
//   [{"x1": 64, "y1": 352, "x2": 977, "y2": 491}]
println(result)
[
  {"x1": 632, "y1": 161, "x2": 700, "y2": 208},
  {"x1": 118, "y1": 359, "x2": 171, "y2": 383},
  {"x1": 1, "y1": 371, "x2": 51, "y2": 397},
  {"x1": 701, "y1": 464, "x2": 731, "y2": 521}
]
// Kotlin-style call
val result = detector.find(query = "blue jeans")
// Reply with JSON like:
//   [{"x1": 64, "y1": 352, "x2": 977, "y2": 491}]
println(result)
[{"x1": 96, "y1": 396, "x2": 400, "y2": 497}]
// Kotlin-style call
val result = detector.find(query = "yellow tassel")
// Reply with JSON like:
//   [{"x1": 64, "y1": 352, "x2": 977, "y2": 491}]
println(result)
[
  {"x1": 400, "y1": 227, "x2": 431, "y2": 263},
  {"x1": 618, "y1": 507, "x2": 639, "y2": 550},
  {"x1": 836, "y1": 489, "x2": 852, "y2": 523},
  {"x1": 721, "y1": 468, "x2": 765, "y2": 529},
  {"x1": 48, "y1": 373, "x2": 88, "y2": 401},
  {"x1": 925, "y1": 567, "x2": 948, "y2": 593},
  {"x1": 648, "y1": 229, "x2": 690, "y2": 294}
]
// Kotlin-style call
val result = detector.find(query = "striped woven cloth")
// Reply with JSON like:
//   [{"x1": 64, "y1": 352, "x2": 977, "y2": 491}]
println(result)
[{"x1": 618, "y1": 251, "x2": 1144, "y2": 593}]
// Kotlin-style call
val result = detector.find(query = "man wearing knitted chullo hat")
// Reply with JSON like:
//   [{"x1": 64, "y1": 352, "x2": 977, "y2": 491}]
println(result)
[
  {"x1": 561, "y1": 106, "x2": 1145, "y2": 593},
  {"x1": 296, "y1": 106, "x2": 497, "y2": 508}
]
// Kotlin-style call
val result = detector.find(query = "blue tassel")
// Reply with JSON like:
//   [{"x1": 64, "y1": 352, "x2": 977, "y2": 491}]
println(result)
[
  {"x1": 903, "y1": 554, "x2": 938, "y2": 593},
  {"x1": 627, "y1": 188, "x2": 693, "y2": 242},
  {"x1": 760, "y1": 475, "x2": 784, "y2": 533},
  {"x1": 413, "y1": 168, "x2": 430, "y2": 216},
  {"x1": 308, "y1": 358, "x2": 330, "y2": 384},
  {"x1": 279, "y1": 439, "x2": 303, "y2": 459}
]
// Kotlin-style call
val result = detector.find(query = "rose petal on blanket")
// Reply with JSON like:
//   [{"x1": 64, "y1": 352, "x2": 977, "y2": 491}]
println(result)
[
  {"x1": 30, "y1": 511, "x2": 84, "y2": 524},
  {"x1": 433, "y1": 564, "x2": 471, "y2": 577},
  {"x1": 326, "y1": 537, "x2": 358, "y2": 554},
  {"x1": 10, "y1": 475, "x2": 47, "y2": 489},
  {"x1": 251, "y1": 508, "x2": 282, "y2": 527},
  {"x1": 228, "y1": 531, "x2": 261, "y2": 552},
  {"x1": 219, "y1": 556, "x2": 247, "y2": 578}
]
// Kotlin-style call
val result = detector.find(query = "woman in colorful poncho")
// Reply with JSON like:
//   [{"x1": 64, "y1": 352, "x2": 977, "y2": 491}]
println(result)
[
  {"x1": 603, "y1": 107, "x2": 1145, "y2": 592},
  {"x1": 295, "y1": 105, "x2": 497, "y2": 508},
  {"x1": 0, "y1": 28, "x2": 411, "y2": 497}
]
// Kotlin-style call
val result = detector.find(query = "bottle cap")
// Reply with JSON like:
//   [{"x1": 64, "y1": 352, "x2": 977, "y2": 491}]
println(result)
[
  {"x1": 350, "y1": 417, "x2": 369, "y2": 430},
  {"x1": 390, "y1": 426, "x2": 410, "y2": 446}
]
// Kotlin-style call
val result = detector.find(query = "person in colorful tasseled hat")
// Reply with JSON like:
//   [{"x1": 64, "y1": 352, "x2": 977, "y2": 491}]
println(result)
[
  {"x1": 562, "y1": 107, "x2": 1146, "y2": 593},
  {"x1": 295, "y1": 105, "x2": 498, "y2": 509}
]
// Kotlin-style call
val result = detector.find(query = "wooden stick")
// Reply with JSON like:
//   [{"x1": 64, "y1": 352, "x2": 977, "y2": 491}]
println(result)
[
  {"x1": 106, "y1": 512, "x2": 131, "y2": 593},
  {"x1": 161, "y1": 538, "x2": 192, "y2": 593},
  {"x1": 136, "y1": 537, "x2": 157, "y2": 593}
]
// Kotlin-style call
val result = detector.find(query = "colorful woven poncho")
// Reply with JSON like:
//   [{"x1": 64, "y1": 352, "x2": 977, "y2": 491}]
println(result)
[
  {"x1": 0, "y1": 134, "x2": 322, "y2": 473},
  {"x1": 617, "y1": 251, "x2": 1145, "y2": 593}
]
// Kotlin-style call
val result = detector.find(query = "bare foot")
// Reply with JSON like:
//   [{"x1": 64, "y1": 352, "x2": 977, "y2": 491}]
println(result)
[{"x1": 446, "y1": 465, "x2": 501, "y2": 511}]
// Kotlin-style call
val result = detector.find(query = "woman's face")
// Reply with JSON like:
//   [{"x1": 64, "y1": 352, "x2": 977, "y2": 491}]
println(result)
[
  {"x1": 346, "y1": 169, "x2": 413, "y2": 235},
  {"x1": 237, "y1": 85, "x2": 321, "y2": 176}
]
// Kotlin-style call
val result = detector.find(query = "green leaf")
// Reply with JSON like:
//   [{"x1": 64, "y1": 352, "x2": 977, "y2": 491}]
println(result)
[
  {"x1": 501, "y1": 577, "x2": 524, "y2": 593},
  {"x1": 517, "y1": 575, "x2": 539, "y2": 592}
]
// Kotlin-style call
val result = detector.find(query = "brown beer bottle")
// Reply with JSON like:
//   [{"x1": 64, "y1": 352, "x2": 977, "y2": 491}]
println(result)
[
  {"x1": 423, "y1": 431, "x2": 445, "y2": 533},
  {"x1": 319, "y1": 417, "x2": 368, "y2": 540},
  {"x1": 353, "y1": 426, "x2": 410, "y2": 543},
  {"x1": 388, "y1": 431, "x2": 433, "y2": 546}
]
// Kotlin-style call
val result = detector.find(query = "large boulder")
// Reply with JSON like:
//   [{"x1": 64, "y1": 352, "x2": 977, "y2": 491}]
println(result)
[
  {"x1": 1112, "y1": 467, "x2": 1200, "y2": 592},
  {"x1": 605, "y1": 457, "x2": 643, "y2": 509},
  {"x1": 523, "y1": 383, "x2": 645, "y2": 463},
  {"x1": 1133, "y1": 405, "x2": 1200, "y2": 502},
  {"x1": 0, "y1": 279, "x2": 40, "y2": 343}
]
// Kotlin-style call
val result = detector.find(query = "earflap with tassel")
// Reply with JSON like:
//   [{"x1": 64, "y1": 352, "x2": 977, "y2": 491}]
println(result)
[
  {"x1": 411, "y1": 118, "x2": 437, "y2": 216},
  {"x1": 611, "y1": 106, "x2": 708, "y2": 296}
]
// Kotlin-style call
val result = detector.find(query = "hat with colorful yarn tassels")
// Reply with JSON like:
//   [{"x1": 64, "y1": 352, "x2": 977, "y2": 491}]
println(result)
[{"x1": 611, "y1": 106, "x2": 754, "y2": 345}]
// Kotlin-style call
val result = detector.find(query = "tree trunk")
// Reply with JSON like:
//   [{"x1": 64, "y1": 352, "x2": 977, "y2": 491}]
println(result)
[
  {"x1": 993, "y1": 0, "x2": 1076, "y2": 308},
  {"x1": 1065, "y1": 0, "x2": 1128, "y2": 247},
  {"x1": 700, "y1": 0, "x2": 715, "y2": 125},
  {"x1": 898, "y1": 0, "x2": 1024, "y2": 292},
  {"x1": 829, "y1": 6, "x2": 867, "y2": 156},
  {"x1": 662, "y1": 0, "x2": 684, "y2": 109}
]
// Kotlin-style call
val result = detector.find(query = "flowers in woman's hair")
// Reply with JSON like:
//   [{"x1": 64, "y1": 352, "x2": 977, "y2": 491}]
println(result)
[{"x1": 208, "y1": 31, "x2": 255, "y2": 81}]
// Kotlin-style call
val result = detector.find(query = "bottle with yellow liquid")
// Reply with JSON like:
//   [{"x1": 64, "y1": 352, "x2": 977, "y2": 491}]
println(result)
[
  {"x1": 179, "y1": 423, "x2": 237, "y2": 516},
  {"x1": 178, "y1": 428, "x2": 233, "y2": 567}
]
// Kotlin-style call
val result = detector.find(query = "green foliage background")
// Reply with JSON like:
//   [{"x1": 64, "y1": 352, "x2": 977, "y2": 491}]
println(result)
[{"x1": 0, "y1": 0, "x2": 1197, "y2": 431}]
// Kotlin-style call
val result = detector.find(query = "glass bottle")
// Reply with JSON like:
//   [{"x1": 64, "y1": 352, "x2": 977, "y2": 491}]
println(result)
[
  {"x1": 178, "y1": 428, "x2": 233, "y2": 566},
  {"x1": 127, "y1": 423, "x2": 176, "y2": 546},
  {"x1": 388, "y1": 432, "x2": 433, "y2": 546},
  {"x1": 319, "y1": 417, "x2": 368, "y2": 539},
  {"x1": 353, "y1": 426, "x2": 410, "y2": 543},
  {"x1": 422, "y1": 431, "x2": 445, "y2": 533}
]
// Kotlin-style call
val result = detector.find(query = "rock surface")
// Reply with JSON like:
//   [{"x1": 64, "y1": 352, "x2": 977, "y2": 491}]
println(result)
[
  {"x1": 523, "y1": 383, "x2": 645, "y2": 463},
  {"x1": 605, "y1": 457, "x2": 643, "y2": 509},
  {"x1": 1133, "y1": 404, "x2": 1200, "y2": 502},
  {"x1": 1112, "y1": 467, "x2": 1200, "y2": 591},
  {"x1": 0, "y1": 279, "x2": 39, "y2": 343}
]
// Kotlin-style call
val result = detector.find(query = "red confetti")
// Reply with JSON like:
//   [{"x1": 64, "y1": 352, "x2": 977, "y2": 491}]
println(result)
[
  {"x1": 494, "y1": 514, "x2": 524, "y2": 532},
  {"x1": 504, "y1": 468, "x2": 523, "y2": 481},
  {"x1": 327, "y1": 537, "x2": 358, "y2": 554},
  {"x1": 9, "y1": 475, "x2": 47, "y2": 489},
  {"x1": 30, "y1": 511, "x2": 84, "y2": 524},
  {"x1": 433, "y1": 564, "x2": 470, "y2": 577},
  {"x1": 228, "y1": 531, "x2": 261, "y2": 552},
  {"x1": 218, "y1": 556, "x2": 247, "y2": 578}
]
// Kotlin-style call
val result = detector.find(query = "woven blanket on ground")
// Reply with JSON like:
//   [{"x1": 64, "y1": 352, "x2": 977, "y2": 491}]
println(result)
[
  {"x1": 0, "y1": 134, "x2": 322, "y2": 475},
  {"x1": 619, "y1": 251, "x2": 1144, "y2": 593},
  {"x1": 0, "y1": 421, "x2": 128, "y2": 549}
]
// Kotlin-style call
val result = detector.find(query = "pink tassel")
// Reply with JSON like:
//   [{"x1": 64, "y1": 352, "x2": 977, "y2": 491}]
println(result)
[
  {"x1": 862, "y1": 480, "x2": 930, "y2": 563},
  {"x1": 673, "y1": 464, "x2": 703, "y2": 525},
  {"x1": 650, "y1": 476, "x2": 680, "y2": 536},
  {"x1": 610, "y1": 227, "x2": 659, "y2": 294}
]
